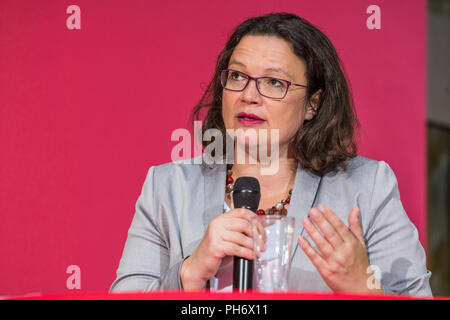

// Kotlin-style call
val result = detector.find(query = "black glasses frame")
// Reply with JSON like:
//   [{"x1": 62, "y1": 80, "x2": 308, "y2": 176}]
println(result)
[{"x1": 219, "y1": 69, "x2": 308, "y2": 99}]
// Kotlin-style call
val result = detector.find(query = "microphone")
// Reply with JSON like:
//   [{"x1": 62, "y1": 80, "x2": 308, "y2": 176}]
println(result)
[{"x1": 232, "y1": 177, "x2": 261, "y2": 292}]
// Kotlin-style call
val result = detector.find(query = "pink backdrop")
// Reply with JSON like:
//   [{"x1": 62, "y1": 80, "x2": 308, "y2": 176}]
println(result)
[{"x1": 0, "y1": 0, "x2": 427, "y2": 296}]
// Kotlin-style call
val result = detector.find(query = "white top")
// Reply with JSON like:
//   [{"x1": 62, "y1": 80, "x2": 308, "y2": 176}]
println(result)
[{"x1": 224, "y1": 199, "x2": 231, "y2": 212}]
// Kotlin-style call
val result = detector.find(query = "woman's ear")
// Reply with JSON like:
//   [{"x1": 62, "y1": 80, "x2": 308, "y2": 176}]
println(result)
[{"x1": 305, "y1": 89, "x2": 322, "y2": 120}]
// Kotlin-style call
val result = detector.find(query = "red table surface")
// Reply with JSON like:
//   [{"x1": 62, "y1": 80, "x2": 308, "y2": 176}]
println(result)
[{"x1": 7, "y1": 291, "x2": 449, "y2": 300}]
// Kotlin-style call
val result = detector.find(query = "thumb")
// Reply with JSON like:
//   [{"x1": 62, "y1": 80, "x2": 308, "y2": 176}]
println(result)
[{"x1": 348, "y1": 207, "x2": 364, "y2": 245}]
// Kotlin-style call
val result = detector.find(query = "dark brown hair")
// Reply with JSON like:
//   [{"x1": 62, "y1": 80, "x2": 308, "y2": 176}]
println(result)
[{"x1": 191, "y1": 12, "x2": 360, "y2": 176}]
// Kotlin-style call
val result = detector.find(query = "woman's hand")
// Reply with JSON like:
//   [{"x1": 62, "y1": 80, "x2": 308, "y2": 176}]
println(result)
[
  {"x1": 180, "y1": 208, "x2": 256, "y2": 290},
  {"x1": 298, "y1": 204, "x2": 383, "y2": 294}
]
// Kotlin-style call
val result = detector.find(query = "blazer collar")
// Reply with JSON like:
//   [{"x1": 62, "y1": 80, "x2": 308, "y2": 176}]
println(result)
[
  {"x1": 201, "y1": 154, "x2": 322, "y2": 253},
  {"x1": 202, "y1": 155, "x2": 227, "y2": 229},
  {"x1": 288, "y1": 163, "x2": 322, "y2": 260}
]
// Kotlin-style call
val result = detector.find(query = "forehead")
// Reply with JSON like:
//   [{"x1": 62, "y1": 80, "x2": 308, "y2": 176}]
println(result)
[{"x1": 228, "y1": 35, "x2": 305, "y2": 79}]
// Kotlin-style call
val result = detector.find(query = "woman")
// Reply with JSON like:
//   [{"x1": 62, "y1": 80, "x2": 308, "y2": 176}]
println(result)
[{"x1": 110, "y1": 12, "x2": 432, "y2": 296}]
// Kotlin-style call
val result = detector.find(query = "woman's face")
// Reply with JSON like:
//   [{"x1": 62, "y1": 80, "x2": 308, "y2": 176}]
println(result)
[{"x1": 222, "y1": 35, "x2": 315, "y2": 154}]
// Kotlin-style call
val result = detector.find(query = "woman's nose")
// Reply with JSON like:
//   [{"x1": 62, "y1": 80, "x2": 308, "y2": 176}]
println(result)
[{"x1": 241, "y1": 78, "x2": 262, "y2": 104}]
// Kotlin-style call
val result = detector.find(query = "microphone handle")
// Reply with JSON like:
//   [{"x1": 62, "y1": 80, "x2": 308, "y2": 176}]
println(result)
[
  {"x1": 231, "y1": 183, "x2": 260, "y2": 293},
  {"x1": 233, "y1": 256, "x2": 253, "y2": 292},
  {"x1": 232, "y1": 204, "x2": 256, "y2": 292}
]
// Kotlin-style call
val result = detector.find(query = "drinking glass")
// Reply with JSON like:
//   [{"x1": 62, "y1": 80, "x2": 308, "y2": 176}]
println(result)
[{"x1": 251, "y1": 215, "x2": 295, "y2": 292}]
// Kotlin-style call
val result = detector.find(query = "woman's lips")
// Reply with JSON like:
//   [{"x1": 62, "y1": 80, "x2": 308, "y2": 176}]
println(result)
[
  {"x1": 237, "y1": 117, "x2": 266, "y2": 125},
  {"x1": 237, "y1": 112, "x2": 266, "y2": 125}
]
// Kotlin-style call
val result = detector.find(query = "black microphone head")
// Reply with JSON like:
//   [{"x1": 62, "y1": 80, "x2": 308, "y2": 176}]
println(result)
[{"x1": 232, "y1": 177, "x2": 261, "y2": 213}]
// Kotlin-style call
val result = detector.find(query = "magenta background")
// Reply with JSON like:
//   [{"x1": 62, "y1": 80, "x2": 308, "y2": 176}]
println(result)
[{"x1": 0, "y1": 0, "x2": 426, "y2": 296}]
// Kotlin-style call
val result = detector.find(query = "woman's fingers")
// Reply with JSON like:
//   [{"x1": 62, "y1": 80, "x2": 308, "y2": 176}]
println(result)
[
  {"x1": 317, "y1": 204, "x2": 354, "y2": 243},
  {"x1": 298, "y1": 235, "x2": 328, "y2": 273},
  {"x1": 214, "y1": 209, "x2": 259, "y2": 260},
  {"x1": 222, "y1": 241, "x2": 254, "y2": 260},
  {"x1": 309, "y1": 207, "x2": 344, "y2": 250},
  {"x1": 222, "y1": 230, "x2": 254, "y2": 251},
  {"x1": 347, "y1": 207, "x2": 365, "y2": 245},
  {"x1": 225, "y1": 209, "x2": 266, "y2": 242},
  {"x1": 302, "y1": 217, "x2": 334, "y2": 258},
  {"x1": 224, "y1": 217, "x2": 253, "y2": 237},
  {"x1": 227, "y1": 208, "x2": 256, "y2": 221},
  {"x1": 251, "y1": 218, "x2": 267, "y2": 250}
]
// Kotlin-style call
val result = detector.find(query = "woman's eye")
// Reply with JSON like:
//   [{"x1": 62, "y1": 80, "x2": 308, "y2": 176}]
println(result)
[
  {"x1": 268, "y1": 78, "x2": 284, "y2": 87},
  {"x1": 230, "y1": 71, "x2": 243, "y2": 80}
]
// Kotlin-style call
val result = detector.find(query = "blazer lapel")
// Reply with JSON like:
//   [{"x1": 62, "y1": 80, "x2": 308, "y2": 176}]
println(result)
[
  {"x1": 202, "y1": 155, "x2": 227, "y2": 229},
  {"x1": 288, "y1": 164, "x2": 322, "y2": 262}
]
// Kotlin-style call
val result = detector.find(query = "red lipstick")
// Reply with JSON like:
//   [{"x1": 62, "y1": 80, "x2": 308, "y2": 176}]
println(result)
[{"x1": 237, "y1": 112, "x2": 266, "y2": 125}]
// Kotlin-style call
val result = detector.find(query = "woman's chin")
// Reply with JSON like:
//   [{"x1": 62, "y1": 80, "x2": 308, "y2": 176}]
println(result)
[{"x1": 234, "y1": 140, "x2": 275, "y2": 158}]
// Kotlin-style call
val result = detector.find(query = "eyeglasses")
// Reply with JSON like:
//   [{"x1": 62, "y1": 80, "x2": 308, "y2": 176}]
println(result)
[{"x1": 220, "y1": 69, "x2": 308, "y2": 99}]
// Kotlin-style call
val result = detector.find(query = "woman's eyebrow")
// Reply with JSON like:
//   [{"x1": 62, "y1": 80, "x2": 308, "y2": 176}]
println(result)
[{"x1": 228, "y1": 60, "x2": 292, "y2": 79}]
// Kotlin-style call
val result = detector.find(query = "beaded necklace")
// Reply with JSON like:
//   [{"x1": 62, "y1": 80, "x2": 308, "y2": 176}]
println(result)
[{"x1": 225, "y1": 164, "x2": 292, "y2": 215}]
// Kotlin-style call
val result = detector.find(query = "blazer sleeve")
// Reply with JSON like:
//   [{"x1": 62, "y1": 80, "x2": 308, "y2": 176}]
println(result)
[
  {"x1": 109, "y1": 166, "x2": 184, "y2": 292},
  {"x1": 364, "y1": 161, "x2": 432, "y2": 297}
]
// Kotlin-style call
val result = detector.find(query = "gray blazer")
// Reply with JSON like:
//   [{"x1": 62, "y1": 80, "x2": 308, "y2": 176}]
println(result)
[{"x1": 110, "y1": 154, "x2": 432, "y2": 296}]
